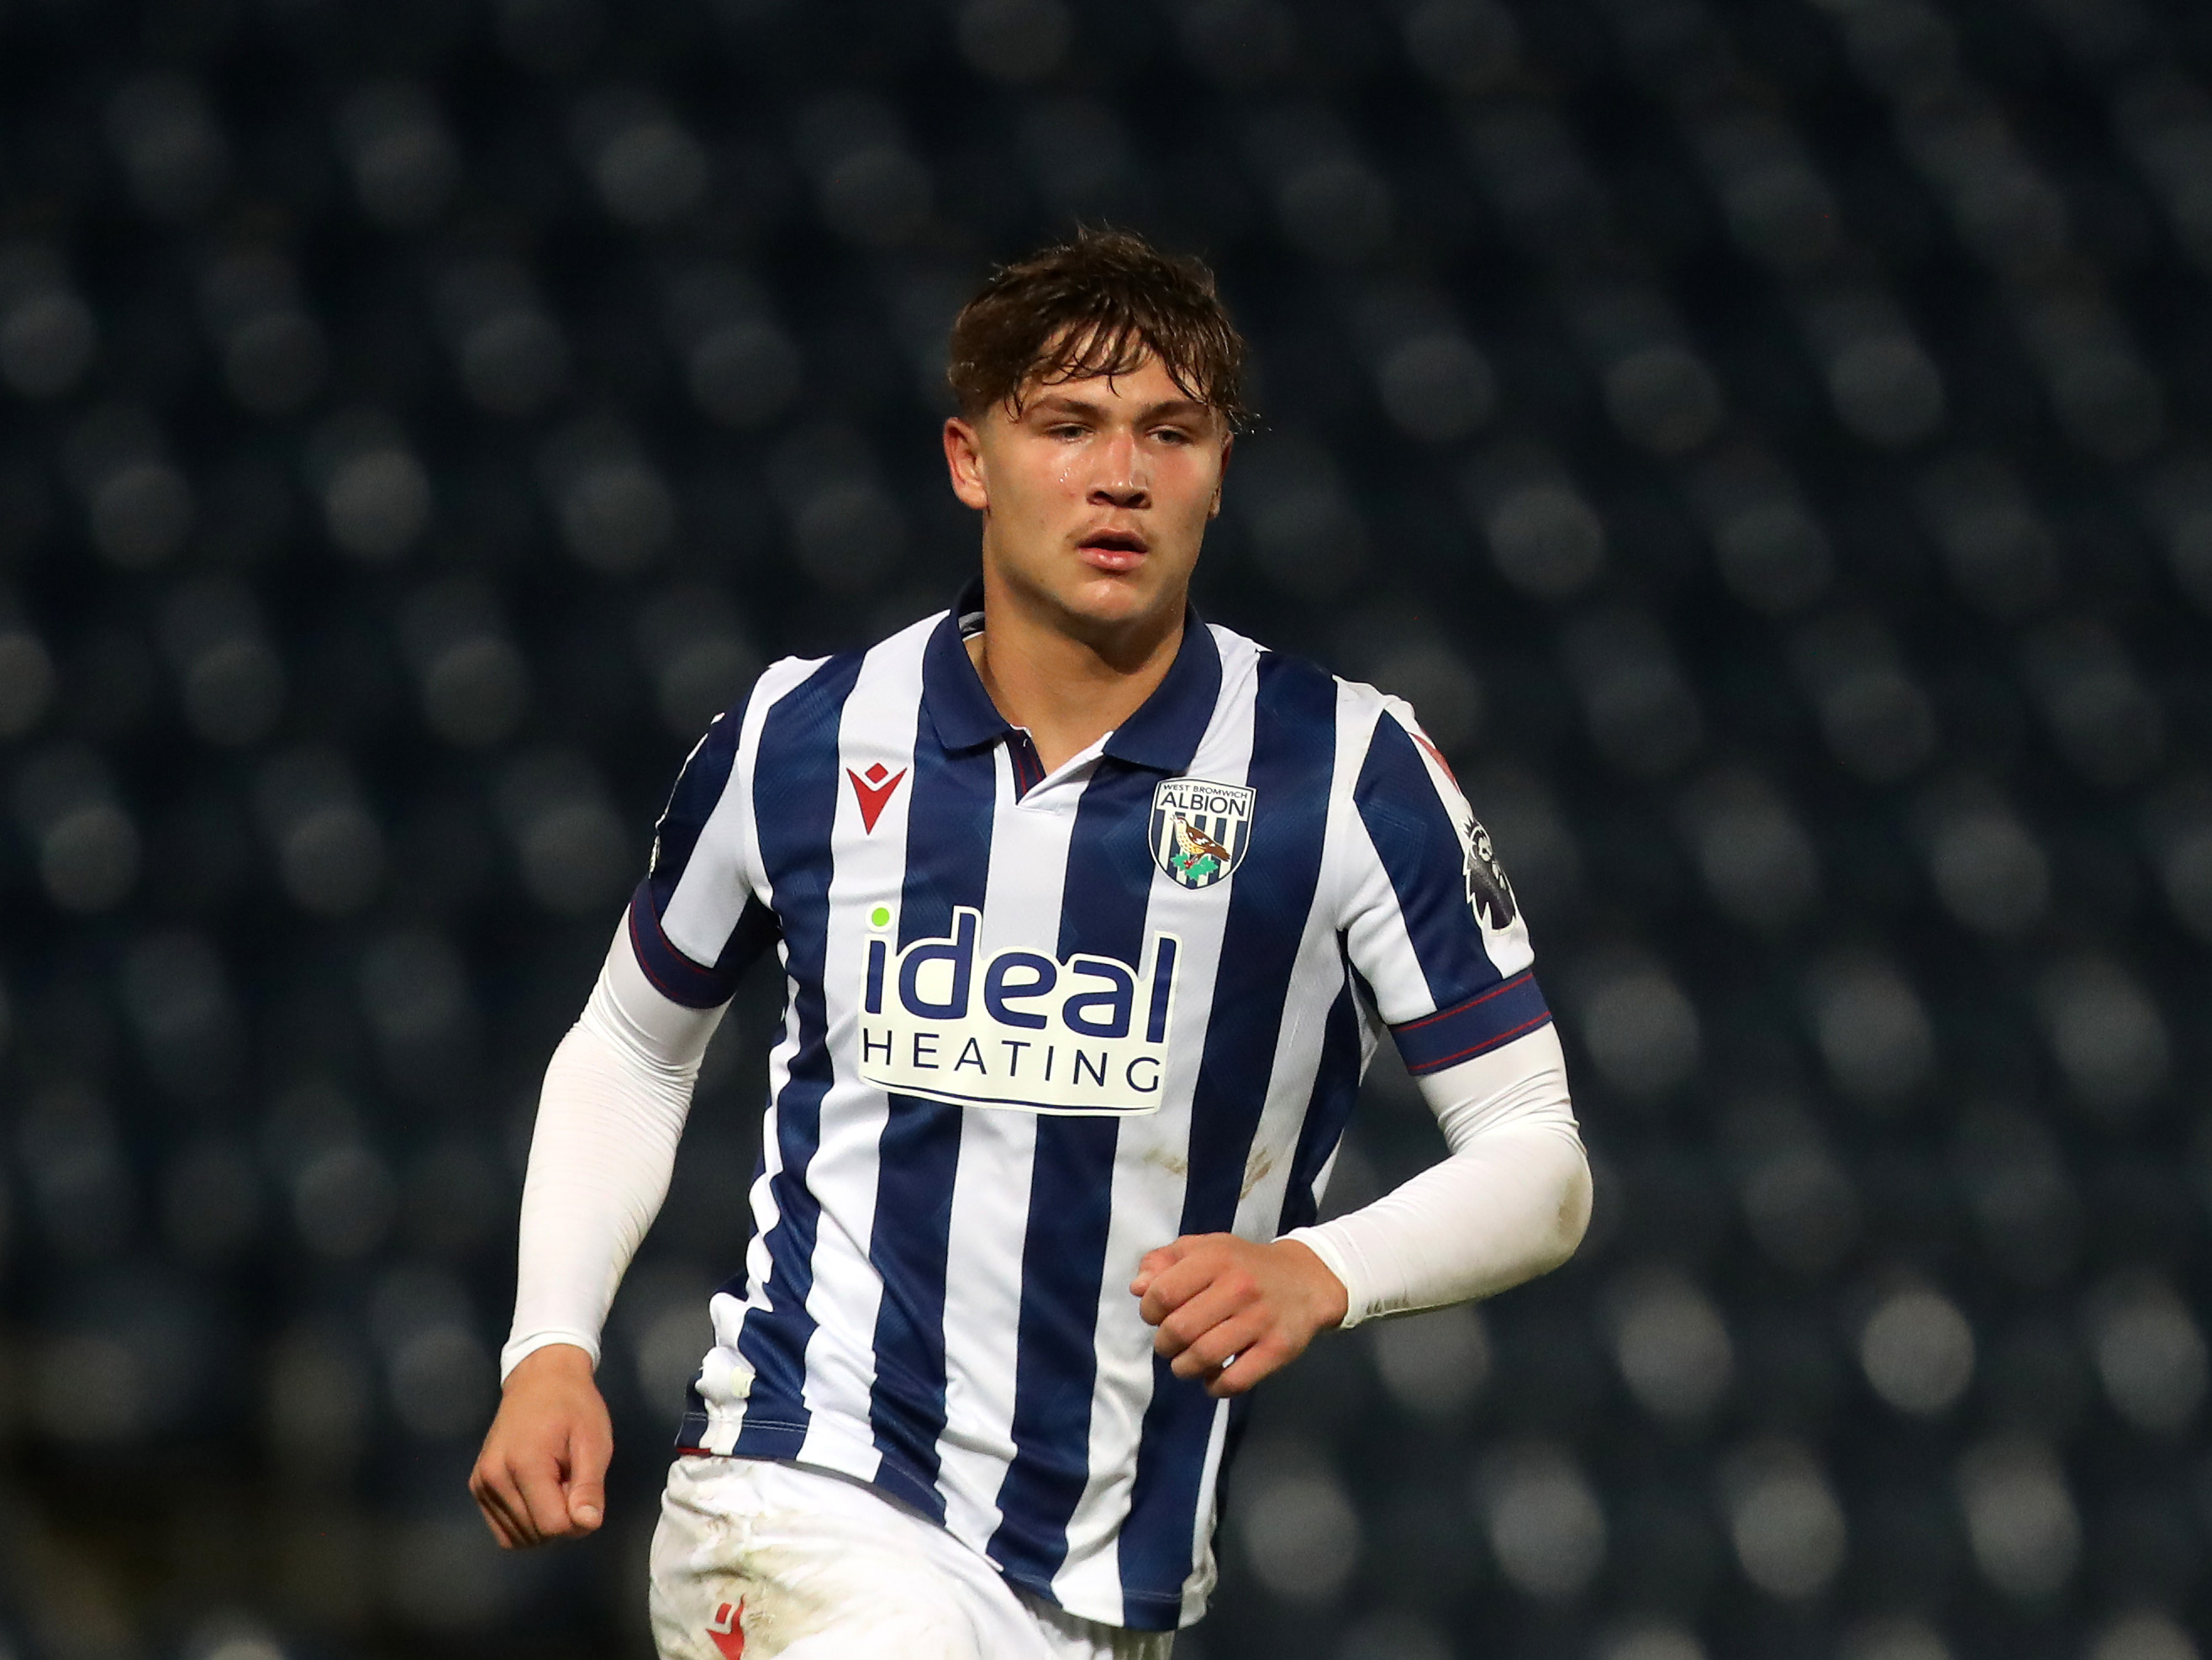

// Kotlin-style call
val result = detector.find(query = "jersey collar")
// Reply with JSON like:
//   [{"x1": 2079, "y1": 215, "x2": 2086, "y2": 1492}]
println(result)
[{"x1": 921, "y1": 577, "x2": 1221, "y2": 775}]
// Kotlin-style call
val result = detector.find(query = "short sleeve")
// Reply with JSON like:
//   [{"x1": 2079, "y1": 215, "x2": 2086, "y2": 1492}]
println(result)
[
  {"x1": 625, "y1": 683, "x2": 781, "y2": 1009},
  {"x1": 1337, "y1": 698, "x2": 1551, "y2": 1074}
]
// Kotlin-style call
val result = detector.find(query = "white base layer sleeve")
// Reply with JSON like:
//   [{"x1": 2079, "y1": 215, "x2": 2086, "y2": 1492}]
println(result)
[
  {"x1": 1281, "y1": 1022, "x2": 1589, "y2": 1328},
  {"x1": 498, "y1": 928, "x2": 725, "y2": 1379}
]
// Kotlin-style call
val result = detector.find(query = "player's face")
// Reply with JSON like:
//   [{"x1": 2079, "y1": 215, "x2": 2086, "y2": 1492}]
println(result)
[{"x1": 943, "y1": 346, "x2": 1230, "y2": 640}]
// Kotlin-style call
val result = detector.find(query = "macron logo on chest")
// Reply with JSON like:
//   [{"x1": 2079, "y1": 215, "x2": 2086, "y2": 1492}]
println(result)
[{"x1": 847, "y1": 762, "x2": 908, "y2": 832}]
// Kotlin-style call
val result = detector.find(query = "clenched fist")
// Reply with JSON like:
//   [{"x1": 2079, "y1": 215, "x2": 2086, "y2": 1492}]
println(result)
[
  {"x1": 470, "y1": 1343, "x2": 613, "y2": 1548},
  {"x1": 1131, "y1": 1234, "x2": 1349, "y2": 1399}
]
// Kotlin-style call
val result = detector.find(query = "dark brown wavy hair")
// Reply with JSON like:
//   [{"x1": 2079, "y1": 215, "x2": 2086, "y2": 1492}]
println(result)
[{"x1": 945, "y1": 227, "x2": 1252, "y2": 431}]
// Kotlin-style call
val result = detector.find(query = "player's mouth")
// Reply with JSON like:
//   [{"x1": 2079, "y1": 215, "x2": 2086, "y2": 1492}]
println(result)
[{"x1": 1077, "y1": 528, "x2": 1150, "y2": 572}]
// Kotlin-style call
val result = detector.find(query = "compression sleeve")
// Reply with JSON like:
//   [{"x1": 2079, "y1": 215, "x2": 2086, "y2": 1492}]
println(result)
[
  {"x1": 499, "y1": 925, "x2": 726, "y2": 1379},
  {"x1": 1281, "y1": 1022, "x2": 1589, "y2": 1328}
]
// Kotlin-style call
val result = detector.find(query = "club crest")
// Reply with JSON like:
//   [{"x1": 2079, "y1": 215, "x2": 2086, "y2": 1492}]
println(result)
[{"x1": 1150, "y1": 777, "x2": 1254, "y2": 890}]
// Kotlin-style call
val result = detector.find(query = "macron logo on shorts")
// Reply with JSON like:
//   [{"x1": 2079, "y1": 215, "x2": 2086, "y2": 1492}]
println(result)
[{"x1": 708, "y1": 1599, "x2": 745, "y2": 1658}]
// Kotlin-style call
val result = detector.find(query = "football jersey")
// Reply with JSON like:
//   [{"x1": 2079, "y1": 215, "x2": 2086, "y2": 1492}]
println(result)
[{"x1": 629, "y1": 583, "x2": 1551, "y2": 1631}]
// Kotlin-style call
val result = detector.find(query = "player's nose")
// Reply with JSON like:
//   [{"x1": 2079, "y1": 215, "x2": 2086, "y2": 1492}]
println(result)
[
  {"x1": 1088, "y1": 430, "x2": 1149, "y2": 508},
  {"x1": 1089, "y1": 477, "x2": 1150, "y2": 509}
]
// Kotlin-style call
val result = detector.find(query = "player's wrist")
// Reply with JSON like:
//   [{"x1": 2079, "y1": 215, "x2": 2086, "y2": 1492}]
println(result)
[
  {"x1": 1272, "y1": 1237, "x2": 1350, "y2": 1331},
  {"x1": 503, "y1": 1341, "x2": 598, "y2": 1393}
]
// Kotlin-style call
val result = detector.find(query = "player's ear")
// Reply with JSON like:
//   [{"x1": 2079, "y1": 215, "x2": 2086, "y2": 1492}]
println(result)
[
  {"x1": 1207, "y1": 430, "x2": 1232, "y2": 519},
  {"x1": 944, "y1": 415, "x2": 989, "y2": 511}
]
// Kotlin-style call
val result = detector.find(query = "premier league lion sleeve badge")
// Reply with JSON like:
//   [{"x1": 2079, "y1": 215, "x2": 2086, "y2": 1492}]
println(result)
[{"x1": 1150, "y1": 777, "x2": 1255, "y2": 889}]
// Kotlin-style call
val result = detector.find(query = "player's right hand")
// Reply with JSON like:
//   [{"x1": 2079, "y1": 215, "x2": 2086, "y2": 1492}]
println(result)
[{"x1": 469, "y1": 1342, "x2": 614, "y2": 1549}]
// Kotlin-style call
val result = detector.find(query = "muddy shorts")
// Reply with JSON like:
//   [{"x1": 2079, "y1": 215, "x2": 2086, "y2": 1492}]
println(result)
[{"x1": 649, "y1": 1454, "x2": 1177, "y2": 1660}]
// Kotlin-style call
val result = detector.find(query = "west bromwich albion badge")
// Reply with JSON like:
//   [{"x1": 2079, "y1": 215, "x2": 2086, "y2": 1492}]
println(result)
[{"x1": 1150, "y1": 777, "x2": 1253, "y2": 889}]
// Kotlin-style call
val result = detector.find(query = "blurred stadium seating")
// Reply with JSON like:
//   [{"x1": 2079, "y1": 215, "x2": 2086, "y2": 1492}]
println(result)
[{"x1": 1, "y1": 1, "x2": 2209, "y2": 1657}]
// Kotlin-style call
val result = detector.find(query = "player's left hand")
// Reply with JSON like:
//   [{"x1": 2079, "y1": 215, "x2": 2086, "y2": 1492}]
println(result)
[{"x1": 1131, "y1": 1235, "x2": 1350, "y2": 1399}]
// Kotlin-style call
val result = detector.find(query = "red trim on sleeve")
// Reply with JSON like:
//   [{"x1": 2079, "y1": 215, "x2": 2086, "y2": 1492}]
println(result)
[{"x1": 1394, "y1": 970, "x2": 1535, "y2": 1034}]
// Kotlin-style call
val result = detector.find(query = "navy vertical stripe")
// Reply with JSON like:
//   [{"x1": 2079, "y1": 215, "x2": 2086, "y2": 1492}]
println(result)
[
  {"x1": 645, "y1": 705, "x2": 742, "y2": 898},
  {"x1": 729, "y1": 653, "x2": 867, "y2": 1460},
  {"x1": 1117, "y1": 653, "x2": 1338, "y2": 1626},
  {"x1": 862, "y1": 718, "x2": 996, "y2": 1521},
  {"x1": 1353, "y1": 714, "x2": 1503, "y2": 1009},
  {"x1": 1008, "y1": 730, "x2": 1047, "y2": 795},
  {"x1": 986, "y1": 757, "x2": 1160, "y2": 1597}
]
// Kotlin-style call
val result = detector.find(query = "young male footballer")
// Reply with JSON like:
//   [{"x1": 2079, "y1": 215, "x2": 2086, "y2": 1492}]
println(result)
[{"x1": 471, "y1": 229, "x2": 1592, "y2": 1658}]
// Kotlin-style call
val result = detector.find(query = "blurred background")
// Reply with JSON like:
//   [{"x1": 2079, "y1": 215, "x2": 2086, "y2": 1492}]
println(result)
[{"x1": 0, "y1": 0, "x2": 2209, "y2": 1657}]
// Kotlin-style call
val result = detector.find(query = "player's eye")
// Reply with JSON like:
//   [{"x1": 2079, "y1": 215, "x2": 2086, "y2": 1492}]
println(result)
[{"x1": 1151, "y1": 426, "x2": 1193, "y2": 445}]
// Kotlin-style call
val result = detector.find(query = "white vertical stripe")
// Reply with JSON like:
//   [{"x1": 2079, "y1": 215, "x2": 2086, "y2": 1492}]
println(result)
[
  {"x1": 702, "y1": 962, "x2": 801, "y2": 1453},
  {"x1": 794, "y1": 619, "x2": 935, "y2": 1480},
  {"x1": 932, "y1": 740, "x2": 1076, "y2": 1553},
  {"x1": 1320, "y1": 675, "x2": 1377, "y2": 947},
  {"x1": 701, "y1": 664, "x2": 832, "y2": 1450},
  {"x1": 1179, "y1": 1399, "x2": 1233, "y2": 1624},
  {"x1": 1051, "y1": 631, "x2": 1261, "y2": 1616},
  {"x1": 1224, "y1": 673, "x2": 1382, "y2": 1246},
  {"x1": 1331, "y1": 688, "x2": 1440, "y2": 1026},
  {"x1": 662, "y1": 652, "x2": 822, "y2": 962},
  {"x1": 1225, "y1": 925, "x2": 1354, "y2": 1244}
]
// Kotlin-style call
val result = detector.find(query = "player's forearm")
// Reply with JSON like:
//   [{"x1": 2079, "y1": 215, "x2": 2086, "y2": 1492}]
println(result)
[
  {"x1": 1285, "y1": 1025, "x2": 1590, "y2": 1326},
  {"x1": 503, "y1": 1020, "x2": 688, "y2": 1373},
  {"x1": 502, "y1": 928, "x2": 725, "y2": 1378},
  {"x1": 1288, "y1": 1123, "x2": 1588, "y2": 1325}
]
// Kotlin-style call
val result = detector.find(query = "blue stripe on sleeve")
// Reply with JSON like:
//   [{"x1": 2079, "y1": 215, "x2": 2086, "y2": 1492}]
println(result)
[
  {"x1": 725, "y1": 652, "x2": 866, "y2": 1462},
  {"x1": 1390, "y1": 968, "x2": 1552, "y2": 1074},
  {"x1": 1117, "y1": 651, "x2": 1337, "y2": 1629},
  {"x1": 986, "y1": 760, "x2": 1158, "y2": 1601},
  {"x1": 627, "y1": 701, "x2": 779, "y2": 1006},
  {"x1": 1352, "y1": 711, "x2": 1504, "y2": 1009},
  {"x1": 647, "y1": 707, "x2": 741, "y2": 895},
  {"x1": 862, "y1": 735, "x2": 997, "y2": 1524}
]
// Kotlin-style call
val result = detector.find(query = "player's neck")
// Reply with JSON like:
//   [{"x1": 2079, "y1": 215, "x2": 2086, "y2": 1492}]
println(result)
[{"x1": 965, "y1": 573, "x2": 1186, "y2": 774}]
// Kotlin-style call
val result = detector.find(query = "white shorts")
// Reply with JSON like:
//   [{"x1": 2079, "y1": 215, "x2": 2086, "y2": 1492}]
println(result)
[{"x1": 648, "y1": 1455, "x2": 1177, "y2": 1660}]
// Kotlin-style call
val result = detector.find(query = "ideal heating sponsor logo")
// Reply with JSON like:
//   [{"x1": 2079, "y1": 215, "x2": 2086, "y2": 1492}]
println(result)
[{"x1": 857, "y1": 906, "x2": 1179, "y2": 1115}]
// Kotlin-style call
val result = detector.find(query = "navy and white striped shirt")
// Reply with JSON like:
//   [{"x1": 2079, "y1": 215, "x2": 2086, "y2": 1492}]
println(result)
[{"x1": 630, "y1": 586, "x2": 1551, "y2": 1631}]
